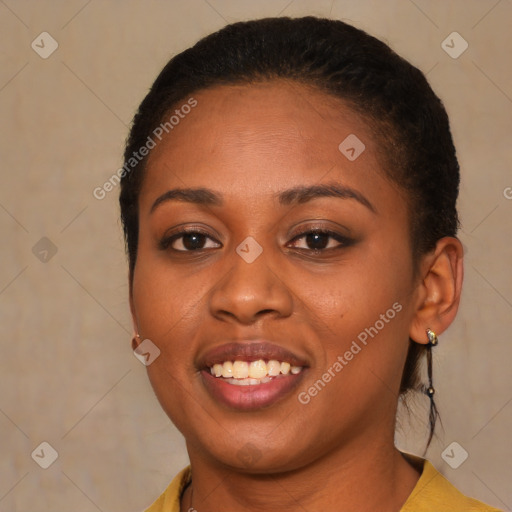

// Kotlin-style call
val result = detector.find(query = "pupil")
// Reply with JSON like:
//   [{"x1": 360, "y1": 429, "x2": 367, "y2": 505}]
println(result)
[
  {"x1": 306, "y1": 232, "x2": 328, "y2": 250},
  {"x1": 183, "y1": 233, "x2": 205, "y2": 250}
]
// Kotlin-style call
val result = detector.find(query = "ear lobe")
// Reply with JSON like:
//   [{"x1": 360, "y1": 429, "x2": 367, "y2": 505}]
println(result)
[
  {"x1": 131, "y1": 336, "x2": 141, "y2": 351},
  {"x1": 409, "y1": 236, "x2": 464, "y2": 344},
  {"x1": 128, "y1": 273, "x2": 140, "y2": 344}
]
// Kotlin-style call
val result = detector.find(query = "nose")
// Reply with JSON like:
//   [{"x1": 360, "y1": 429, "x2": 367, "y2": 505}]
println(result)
[{"x1": 209, "y1": 244, "x2": 294, "y2": 325}]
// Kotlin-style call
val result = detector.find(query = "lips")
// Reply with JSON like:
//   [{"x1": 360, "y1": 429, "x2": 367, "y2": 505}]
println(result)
[{"x1": 197, "y1": 341, "x2": 309, "y2": 410}]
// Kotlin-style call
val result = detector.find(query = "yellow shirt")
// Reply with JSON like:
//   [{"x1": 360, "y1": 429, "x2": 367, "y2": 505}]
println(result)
[{"x1": 145, "y1": 458, "x2": 502, "y2": 512}]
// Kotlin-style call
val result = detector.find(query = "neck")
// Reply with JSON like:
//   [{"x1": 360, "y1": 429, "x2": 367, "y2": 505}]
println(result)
[{"x1": 182, "y1": 437, "x2": 420, "y2": 512}]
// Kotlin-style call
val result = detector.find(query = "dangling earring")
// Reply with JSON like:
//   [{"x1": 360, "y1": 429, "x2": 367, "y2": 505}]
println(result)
[
  {"x1": 425, "y1": 328, "x2": 439, "y2": 447},
  {"x1": 425, "y1": 327, "x2": 437, "y2": 397}
]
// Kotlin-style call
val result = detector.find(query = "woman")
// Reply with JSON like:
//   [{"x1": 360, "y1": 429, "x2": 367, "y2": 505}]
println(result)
[{"x1": 120, "y1": 16, "x2": 500, "y2": 512}]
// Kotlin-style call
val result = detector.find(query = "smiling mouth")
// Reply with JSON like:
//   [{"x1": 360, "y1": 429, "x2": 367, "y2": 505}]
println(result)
[
  {"x1": 209, "y1": 359, "x2": 303, "y2": 386},
  {"x1": 198, "y1": 341, "x2": 308, "y2": 409}
]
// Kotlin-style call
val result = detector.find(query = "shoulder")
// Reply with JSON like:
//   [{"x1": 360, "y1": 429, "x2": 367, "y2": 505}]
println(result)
[
  {"x1": 143, "y1": 460, "x2": 502, "y2": 512},
  {"x1": 144, "y1": 466, "x2": 191, "y2": 512},
  {"x1": 401, "y1": 455, "x2": 502, "y2": 512}
]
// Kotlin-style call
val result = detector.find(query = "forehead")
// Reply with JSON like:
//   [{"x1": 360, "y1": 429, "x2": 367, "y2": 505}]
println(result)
[{"x1": 140, "y1": 81, "x2": 402, "y2": 214}]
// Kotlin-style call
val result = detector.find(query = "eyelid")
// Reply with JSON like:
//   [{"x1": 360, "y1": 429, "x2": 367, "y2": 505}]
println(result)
[
  {"x1": 161, "y1": 223, "x2": 222, "y2": 240},
  {"x1": 286, "y1": 219, "x2": 352, "y2": 239}
]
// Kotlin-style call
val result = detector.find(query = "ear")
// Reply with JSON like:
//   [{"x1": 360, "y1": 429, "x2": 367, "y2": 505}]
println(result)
[
  {"x1": 409, "y1": 236, "x2": 464, "y2": 344},
  {"x1": 129, "y1": 274, "x2": 141, "y2": 350}
]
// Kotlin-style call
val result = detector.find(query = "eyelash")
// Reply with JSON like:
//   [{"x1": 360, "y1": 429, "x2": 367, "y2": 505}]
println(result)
[
  {"x1": 288, "y1": 229, "x2": 354, "y2": 251},
  {"x1": 159, "y1": 227, "x2": 217, "y2": 252},
  {"x1": 159, "y1": 228, "x2": 354, "y2": 253}
]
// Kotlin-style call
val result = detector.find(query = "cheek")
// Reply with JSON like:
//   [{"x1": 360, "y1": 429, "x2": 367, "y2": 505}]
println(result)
[
  {"x1": 131, "y1": 244, "x2": 212, "y2": 356},
  {"x1": 303, "y1": 248, "x2": 409, "y2": 325},
  {"x1": 131, "y1": 252, "x2": 207, "y2": 425},
  {"x1": 298, "y1": 239, "x2": 413, "y2": 380}
]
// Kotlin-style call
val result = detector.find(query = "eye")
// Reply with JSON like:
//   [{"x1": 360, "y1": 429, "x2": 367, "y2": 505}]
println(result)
[
  {"x1": 160, "y1": 229, "x2": 221, "y2": 252},
  {"x1": 287, "y1": 229, "x2": 353, "y2": 251}
]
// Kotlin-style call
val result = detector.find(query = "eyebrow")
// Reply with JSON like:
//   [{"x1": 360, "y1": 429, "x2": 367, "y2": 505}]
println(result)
[
  {"x1": 150, "y1": 182, "x2": 376, "y2": 214},
  {"x1": 150, "y1": 188, "x2": 222, "y2": 213},
  {"x1": 278, "y1": 182, "x2": 376, "y2": 213}
]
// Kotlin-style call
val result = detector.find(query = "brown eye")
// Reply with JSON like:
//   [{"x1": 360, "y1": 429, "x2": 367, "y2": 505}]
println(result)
[
  {"x1": 288, "y1": 230, "x2": 353, "y2": 251},
  {"x1": 160, "y1": 230, "x2": 221, "y2": 252},
  {"x1": 179, "y1": 232, "x2": 208, "y2": 251},
  {"x1": 304, "y1": 232, "x2": 330, "y2": 250}
]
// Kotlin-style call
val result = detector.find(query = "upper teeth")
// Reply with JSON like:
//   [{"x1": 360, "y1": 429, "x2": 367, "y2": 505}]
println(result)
[{"x1": 210, "y1": 360, "x2": 302, "y2": 379}]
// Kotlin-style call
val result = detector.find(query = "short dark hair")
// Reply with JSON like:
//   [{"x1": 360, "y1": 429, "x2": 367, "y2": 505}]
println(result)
[{"x1": 120, "y1": 16, "x2": 460, "y2": 445}]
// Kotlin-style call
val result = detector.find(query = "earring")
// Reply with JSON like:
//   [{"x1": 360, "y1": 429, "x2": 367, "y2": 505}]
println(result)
[
  {"x1": 425, "y1": 328, "x2": 437, "y2": 397},
  {"x1": 426, "y1": 328, "x2": 438, "y2": 346},
  {"x1": 424, "y1": 328, "x2": 439, "y2": 447}
]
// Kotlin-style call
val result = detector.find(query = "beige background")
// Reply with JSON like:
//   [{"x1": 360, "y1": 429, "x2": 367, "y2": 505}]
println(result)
[{"x1": 0, "y1": 0, "x2": 511, "y2": 511}]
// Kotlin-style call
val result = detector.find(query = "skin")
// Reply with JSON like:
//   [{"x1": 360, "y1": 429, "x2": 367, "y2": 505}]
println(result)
[{"x1": 129, "y1": 80, "x2": 464, "y2": 512}]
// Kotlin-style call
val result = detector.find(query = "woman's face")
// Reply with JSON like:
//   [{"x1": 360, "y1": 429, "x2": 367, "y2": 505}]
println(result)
[{"x1": 131, "y1": 81, "x2": 421, "y2": 472}]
